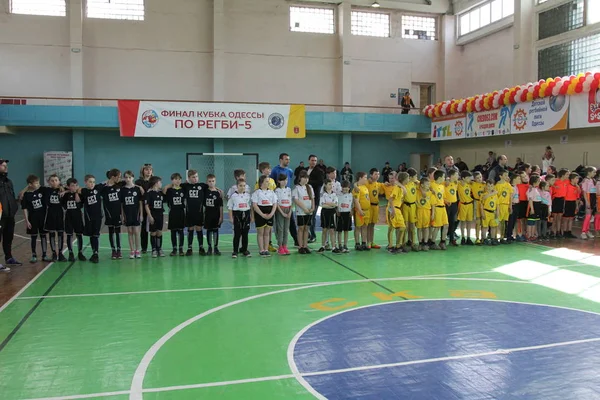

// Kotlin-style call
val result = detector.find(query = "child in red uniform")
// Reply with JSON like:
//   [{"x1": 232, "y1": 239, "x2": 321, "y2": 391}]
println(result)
[
  {"x1": 551, "y1": 169, "x2": 569, "y2": 239},
  {"x1": 563, "y1": 173, "x2": 581, "y2": 238}
]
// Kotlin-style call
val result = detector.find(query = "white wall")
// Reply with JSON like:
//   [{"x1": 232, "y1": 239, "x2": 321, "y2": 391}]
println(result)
[
  {"x1": 0, "y1": 0, "x2": 442, "y2": 106},
  {"x1": 445, "y1": 18, "x2": 514, "y2": 99}
]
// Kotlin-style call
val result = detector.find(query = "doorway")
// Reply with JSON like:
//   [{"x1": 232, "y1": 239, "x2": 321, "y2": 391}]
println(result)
[{"x1": 410, "y1": 153, "x2": 434, "y2": 173}]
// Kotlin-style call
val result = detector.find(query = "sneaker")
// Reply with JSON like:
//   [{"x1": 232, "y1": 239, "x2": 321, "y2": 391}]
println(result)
[
  {"x1": 587, "y1": 232, "x2": 595, "y2": 240},
  {"x1": 117, "y1": 251, "x2": 123, "y2": 259},
  {"x1": 500, "y1": 239, "x2": 508, "y2": 245},
  {"x1": 492, "y1": 239, "x2": 499, "y2": 246},
  {"x1": 52, "y1": 252, "x2": 58, "y2": 262},
  {"x1": 370, "y1": 243, "x2": 381, "y2": 249},
  {"x1": 566, "y1": 232, "x2": 578, "y2": 239},
  {"x1": 186, "y1": 249, "x2": 193, "y2": 256},
  {"x1": 152, "y1": 250, "x2": 158, "y2": 258},
  {"x1": 355, "y1": 244, "x2": 363, "y2": 251},
  {"x1": 5, "y1": 258, "x2": 22, "y2": 266},
  {"x1": 450, "y1": 240, "x2": 458, "y2": 247},
  {"x1": 42, "y1": 255, "x2": 52, "y2": 262},
  {"x1": 475, "y1": 239, "x2": 482, "y2": 246},
  {"x1": 268, "y1": 244, "x2": 277, "y2": 252},
  {"x1": 308, "y1": 238, "x2": 316, "y2": 244},
  {"x1": 361, "y1": 244, "x2": 369, "y2": 251},
  {"x1": 243, "y1": 251, "x2": 252, "y2": 257},
  {"x1": 135, "y1": 251, "x2": 142, "y2": 259},
  {"x1": 68, "y1": 252, "x2": 75, "y2": 262},
  {"x1": 170, "y1": 250, "x2": 177, "y2": 256},
  {"x1": 199, "y1": 247, "x2": 207, "y2": 256},
  {"x1": 325, "y1": 244, "x2": 332, "y2": 251},
  {"x1": 0, "y1": 264, "x2": 10, "y2": 272},
  {"x1": 214, "y1": 247, "x2": 221, "y2": 256},
  {"x1": 466, "y1": 239, "x2": 474, "y2": 246},
  {"x1": 78, "y1": 252, "x2": 87, "y2": 261},
  {"x1": 130, "y1": 252, "x2": 136, "y2": 259},
  {"x1": 58, "y1": 253, "x2": 68, "y2": 262},
  {"x1": 159, "y1": 250, "x2": 166, "y2": 257},
  {"x1": 30, "y1": 255, "x2": 37, "y2": 263},
  {"x1": 440, "y1": 242, "x2": 447, "y2": 251},
  {"x1": 261, "y1": 251, "x2": 269, "y2": 257},
  {"x1": 305, "y1": 248, "x2": 312, "y2": 254},
  {"x1": 283, "y1": 246, "x2": 291, "y2": 255},
  {"x1": 581, "y1": 233, "x2": 589, "y2": 240},
  {"x1": 421, "y1": 245, "x2": 429, "y2": 252},
  {"x1": 317, "y1": 247, "x2": 325, "y2": 253},
  {"x1": 207, "y1": 247, "x2": 213, "y2": 256},
  {"x1": 90, "y1": 254, "x2": 99, "y2": 264},
  {"x1": 342, "y1": 246, "x2": 349, "y2": 253},
  {"x1": 332, "y1": 248, "x2": 342, "y2": 254},
  {"x1": 111, "y1": 250, "x2": 117, "y2": 260},
  {"x1": 430, "y1": 243, "x2": 441, "y2": 250},
  {"x1": 461, "y1": 238, "x2": 466, "y2": 245},
  {"x1": 387, "y1": 247, "x2": 397, "y2": 254},
  {"x1": 179, "y1": 250, "x2": 185, "y2": 256},
  {"x1": 232, "y1": 253, "x2": 238, "y2": 259}
]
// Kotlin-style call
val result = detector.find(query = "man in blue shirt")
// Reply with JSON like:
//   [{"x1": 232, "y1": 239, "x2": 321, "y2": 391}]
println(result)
[{"x1": 270, "y1": 153, "x2": 298, "y2": 246}]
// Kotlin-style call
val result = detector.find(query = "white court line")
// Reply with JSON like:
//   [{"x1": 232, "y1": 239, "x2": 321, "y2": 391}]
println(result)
[
  {"x1": 0, "y1": 261, "x2": 56, "y2": 313},
  {"x1": 27, "y1": 299, "x2": 600, "y2": 400},
  {"x1": 15, "y1": 270, "x2": 511, "y2": 300}
]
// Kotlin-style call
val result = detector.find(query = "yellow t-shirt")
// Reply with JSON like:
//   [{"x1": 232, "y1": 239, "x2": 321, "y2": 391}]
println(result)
[
  {"x1": 353, "y1": 185, "x2": 371, "y2": 210},
  {"x1": 495, "y1": 181, "x2": 513, "y2": 205},
  {"x1": 389, "y1": 186, "x2": 404, "y2": 208},
  {"x1": 383, "y1": 184, "x2": 395, "y2": 200},
  {"x1": 365, "y1": 180, "x2": 385, "y2": 205},
  {"x1": 430, "y1": 182, "x2": 445, "y2": 207},
  {"x1": 444, "y1": 181, "x2": 458, "y2": 203},
  {"x1": 255, "y1": 177, "x2": 276, "y2": 191},
  {"x1": 471, "y1": 181, "x2": 486, "y2": 201},
  {"x1": 483, "y1": 193, "x2": 498, "y2": 211},
  {"x1": 458, "y1": 182, "x2": 472, "y2": 203},
  {"x1": 416, "y1": 189, "x2": 432, "y2": 210},
  {"x1": 404, "y1": 181, "x2": 418, "y2": 204}
]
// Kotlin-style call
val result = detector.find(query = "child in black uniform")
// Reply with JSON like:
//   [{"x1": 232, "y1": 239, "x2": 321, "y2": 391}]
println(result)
[
  {"x1": 203, "y1": 174, "x2": 223, "y2": 255},
  {"x1": 80, "y1": 175, "x2": 104, "y2": 264},
  {"x1": 21, "y1": 175, "x2": 49, "y2": 263},
  {"x1": 62, "y1": 178, "x2": 86, "y2": 262},
  {"x1": 121, "y1": 171, "x2": 144, "y2": 259},
  {"x1": 183, "y1": 170, "x2": 206, "y2": 256},
  {"x1": 145, "y1": 176, "x2": 165, "y2": 257},
  {"x1": 102, "y1": 169, "x2": 124, "y2": 260},
  {"x1": 42, "y1": 174, "x2": 67, "y2": 262},
  {"x1": 165, "y1": 173, "x2": 186, "y2": 256}
]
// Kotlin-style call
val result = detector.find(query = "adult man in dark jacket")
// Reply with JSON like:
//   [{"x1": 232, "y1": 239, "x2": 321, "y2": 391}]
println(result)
[
  {"x1": 0, "y1": 158, "x2": 21, "y2": 270},
  {"x1": 307, "y1": 155, "x2": 325, "y2": 243}
]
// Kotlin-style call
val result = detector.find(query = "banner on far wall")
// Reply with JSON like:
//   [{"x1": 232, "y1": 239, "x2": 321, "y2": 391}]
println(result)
[
  {"x1": 118, "y1": 101, "x2": 306, "y2": 139},
  {"x1": 510, "y1": 95, "x2": 569, "y2": 134},
  {"x1": 44, "y1": 151, "x2": 72, "y2": 184},
  {"x1": 569, "y1": 89, "x2": 600, "y2": 129},
  {"x1": 431, "y1": 113, "x2": 466, "y2": 141},
  {"x1": 466, "y1": 107, "x2": 511, "y2": 138}
]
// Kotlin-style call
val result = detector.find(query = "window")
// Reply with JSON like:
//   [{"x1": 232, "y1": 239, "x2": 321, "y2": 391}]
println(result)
[
  {"x1": 538, "y1": 32, "x2": 600, "y2": 79},
  {"x1": 290, "y1": 6, "x2": 335, "y2": 34},
  {"x1": 351, "y1": 11, "x2": 390, "y2": 37},
  {"x1": 458, "y1": 0, "x2": 513, "y2": 37},
  {"x1": 86, "y1": 0, "x2": 144, "y2": 21},
  {"x1": 538, "y1": 0, "x2": 549, "y2": 3},
  {"x1": 589, "y1": 0, "x2": 600, "y2": 24},
  {"x1": 10, "y1": 0, "x2": 66, "y2": 16},
  {"x1": 538, "y1": 0, "x2": 584, "y2": 40},
  {"x1": 401, "y1": 15, "x2": 436, "y2": 40}
]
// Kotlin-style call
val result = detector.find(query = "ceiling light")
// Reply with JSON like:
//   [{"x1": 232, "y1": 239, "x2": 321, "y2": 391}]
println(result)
[{"x1": 371, "y1": 1, "x2": 380, "y2": 7}]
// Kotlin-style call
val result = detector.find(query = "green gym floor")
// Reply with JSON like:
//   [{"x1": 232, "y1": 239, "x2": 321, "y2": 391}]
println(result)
[{"x1": 2, "y1": 228, "x2": 600, "y2": 399}]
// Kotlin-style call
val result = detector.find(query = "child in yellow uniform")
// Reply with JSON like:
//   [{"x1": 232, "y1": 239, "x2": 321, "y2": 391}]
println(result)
[
  {"x1": 457, "y1": 171, "x2": 475, "y2": 245},
  {"x1": 471, "y1": 171, "x2": 486, "y2": 245},
  {"x1": 353, "y1": 172, "x2": 371, "y2": 251},
  {"x1": 416, "y1": 178, "x2": 433, "y2": 252},
  {"x1": 445, "y1": 170, "x2": 459, "y2": 246},
  {"x1": 430, "y1": 170, "x2": 449, "y2": 250},
  {"x1": 402, "y1": 168, "x2": 419, "y2": 251},
  {"x1": 481, "y1": 179, "x2": 499, "y2": 245},
  {"x1": 495, "y1": 169, "x2": 513, "y2": 244},
  {"x1": 365, "y1": 168, "x2": 385, "y2": 249},
  {"x1": 387, "y1": 172, "x2": 408, "y2": 254}
]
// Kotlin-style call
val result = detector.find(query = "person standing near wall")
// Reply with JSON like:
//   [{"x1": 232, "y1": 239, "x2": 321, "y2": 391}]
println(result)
[
  {"x1": 294, "y1": 161, "x2": 306, "y2": 185},
  {"x1": 542, "y1": 146, "x2": 555, "y2": 173},
  {"x1": 382, "y1": 162, "x2": 393, "y2": 183},
  {"x1": 401, "y1": 91, "x2": 415, "y2": 114},
  {"x1": 135, "y1": 163, "x2": 153, "y2": 253},
  {"x1": 0, "y1": 158, "x2": 21, "y2": 270},
  {"x1": 307, "y1": 155, "x2": 325, "y2": 243},
  {"x1": 488, "y1": 155, "x2": 508, "y2": 183},
  {"x1": 270, "y1": 153, "x2": 299, "y2": 247}
]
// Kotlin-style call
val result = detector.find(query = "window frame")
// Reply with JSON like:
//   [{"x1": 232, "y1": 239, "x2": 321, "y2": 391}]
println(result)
[
  {"x1": 85, "y1": 0, "x2": 145, "y2": 21},
  {"x1": 9, "y1": 0, "x2": 67, "y2": 17},
  {"x1": 457, "y1": 0, "x2": 514, "y2": 39},
  {"x1": 401, "y1": 14, "x2": 438, "y2": 41},
  {"x1": 350, "y1": 9, "x2": 391, "y2": 38},
  {"x1": 289, "y1": 5, "x2": 336, "y2": 34}
]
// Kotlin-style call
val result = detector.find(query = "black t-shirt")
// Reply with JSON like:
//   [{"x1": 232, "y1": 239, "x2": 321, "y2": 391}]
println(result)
[
  {"x1": 80, "y1": 186, "x2": 103, "y2": 221},
  {"x1": 41, "y1": 187, "x2": 63, "y2": 216},
  {"x1": 61, "y1": 192, "x2": 82, "y2": 219},
  {"x1": 101, "y1": 184, "x2": 122, "y2": 219},
  {"x1": 21, "y1": 189, "x2": 46, "y2": 217},
  {"x1": 166, "y1": 187, "x2": 185, "y2": 211},
  {"x1": 145, "y1": 190, "x2": 164, "y2": 213},
  {"x1": 203, "y1": 189, "x2": 223, "y2": 218},
  {"x1": 135, "y1": 178, "x2": 152, "y2": 193},
  {"x1": 120, "y1": 186, "x2": 143, "y2": 214},
  {"x1": 181, "y1": 182, "x2": 206, "y2": 214}
]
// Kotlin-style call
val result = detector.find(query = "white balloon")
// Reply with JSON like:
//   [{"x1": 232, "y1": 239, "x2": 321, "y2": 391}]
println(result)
[
  {"x1": 552, "y1": 86, "x2": 560, "y2": 96},
  {"x1": 556, "y1": 81, "x2": 563, "y2": 89},
  {"x1": 583, "y1": 82, "x2": 591, "y2": 92}
]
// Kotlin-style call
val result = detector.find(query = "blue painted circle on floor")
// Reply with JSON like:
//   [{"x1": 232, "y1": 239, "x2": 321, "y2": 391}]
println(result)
[{"x1": 293, "y1": 300, "x2": 600, "y2": 400}]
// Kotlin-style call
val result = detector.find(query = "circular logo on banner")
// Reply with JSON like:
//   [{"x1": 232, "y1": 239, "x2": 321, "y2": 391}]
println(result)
[
  {"x1": 268, "y1": 113, "x2": 285, "y2": 129},
  {"x1": 454, "y1": 120, "x2": 464, "y2": 137},
  {"x1": 549, "y1": 95, "x2": 566, "y2": 112},
  {"x1": 513, "y1": 109, "x2": 527, "y2": 131},
  {"x1": 141, "y1": 110, "x2": 159, "y2": 128}
]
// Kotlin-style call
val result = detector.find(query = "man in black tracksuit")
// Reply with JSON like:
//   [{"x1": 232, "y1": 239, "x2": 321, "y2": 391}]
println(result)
[{"x1": 0, "y1": 158, "x2": 21, "y2": 269}]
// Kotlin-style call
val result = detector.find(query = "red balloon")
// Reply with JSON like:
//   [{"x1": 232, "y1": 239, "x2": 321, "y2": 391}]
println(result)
[
  {"x1": 559, "y1": 85, "x2": 569, "y2": 95},
  {"x1": 575, "y1": 83, "x2": 584, "y2": 93},
  {"x1": 579, "y1": 76, "x2": 585, "y2": 84},
  {"x1": 520, "y1": 92, "x2": 527, "y2": 102},
  {"x1": 594, "y1": 73, "x2": 600, "y2": 80},
  {"x1": 591, "y1": 79, "x2": 599, "y2": 91}
]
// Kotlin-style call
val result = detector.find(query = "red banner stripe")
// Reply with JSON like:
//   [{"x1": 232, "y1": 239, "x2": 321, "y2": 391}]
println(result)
[{"x1": 118, "y1": 100, "x2": 140, "y2": 137}]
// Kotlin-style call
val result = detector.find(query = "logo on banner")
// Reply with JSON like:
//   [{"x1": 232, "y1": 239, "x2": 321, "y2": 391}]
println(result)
[
  {"x1": 590, "y1": 89, "x2": 600, "y2": 123},
  {"x1": 141, "y1": 110, "x2": 159, "y2": 128},
  {"x1": 268, "y1": 113, "x2": 285, "y2": 129},
  {"x1": 513, "y1": 109, "x2": 527, "y2": 131},
  {"x1": 454, "y1": 120, "x2": 464, "y2": 137},
  {"x1": 294, "y1": 126, "x2": 300, "y2": 134},
  {"x1": 549, "y1": 95, "x2": 567, "y2": 112}
]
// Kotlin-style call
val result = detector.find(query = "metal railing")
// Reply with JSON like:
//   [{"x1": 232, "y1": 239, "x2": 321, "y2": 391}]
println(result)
[{"x1": 0, "y1": 96, "x2": 422, "y2": 115}]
